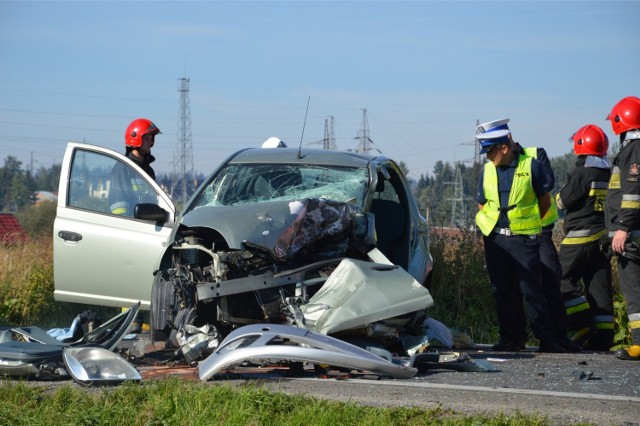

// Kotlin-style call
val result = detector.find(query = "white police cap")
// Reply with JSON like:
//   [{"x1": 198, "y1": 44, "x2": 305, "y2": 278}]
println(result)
[{"x1": 476, "y1": 118, "x2": 510, "y2": 134}]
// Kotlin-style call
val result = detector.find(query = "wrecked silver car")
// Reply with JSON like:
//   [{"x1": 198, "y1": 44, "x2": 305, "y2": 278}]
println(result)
[{"x1": 54, "y1": 143, "x2": 433, "y2": 354}]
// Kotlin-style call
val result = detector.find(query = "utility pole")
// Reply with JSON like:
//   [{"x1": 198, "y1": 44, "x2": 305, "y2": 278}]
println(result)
[
  {"x1": 354, "y1": 108, "x2": 373, "y2": 154},
  {"x1": 307, "y1": 116, "x2": 337, "y2": 149},
  {"x1": 171, "y1": 77, "x2": 194, "y2": 206},
  {"x1": 446, "y1": 164, "x2": 467, "y2": 228},
  {"x1": 474, "y1": 119, "x2": 481, "y2": 164},
  {"x1": 323, "y1": 116, "x2": 337, "y2": 150}
]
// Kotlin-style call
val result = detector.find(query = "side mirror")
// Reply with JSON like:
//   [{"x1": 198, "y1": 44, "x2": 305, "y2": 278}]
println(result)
[{"x1": 134, "y1": 203, "x2": 167, "y2": 223}]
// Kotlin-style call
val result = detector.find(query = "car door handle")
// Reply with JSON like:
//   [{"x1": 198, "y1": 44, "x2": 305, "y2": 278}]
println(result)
[{"x1": 58, "y1": 230, "x2": 83, "y2": 242}]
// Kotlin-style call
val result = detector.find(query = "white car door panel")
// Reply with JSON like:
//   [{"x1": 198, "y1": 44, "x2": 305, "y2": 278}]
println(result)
[{"x1": 53, "y1": 143, "x2": 175, "y2": 309}]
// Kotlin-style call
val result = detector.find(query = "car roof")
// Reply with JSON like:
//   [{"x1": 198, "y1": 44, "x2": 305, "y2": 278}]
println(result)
[{"x1": 227, "y1": 148, "x2": 387, "y2": 168}]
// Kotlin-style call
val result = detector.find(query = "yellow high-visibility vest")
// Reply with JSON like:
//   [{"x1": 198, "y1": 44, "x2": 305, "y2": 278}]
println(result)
[
  {"x1": 524, "y1": 147, "x2": 558, "y2": 227},
  {"x1": 476, "y1": 155, "x2": 542, "y2": 236}
]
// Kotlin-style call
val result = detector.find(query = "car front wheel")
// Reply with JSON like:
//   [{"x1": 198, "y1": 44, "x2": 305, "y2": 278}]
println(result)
[{"x1": 150, "y1": 273, "x2": 175, "y2": 343}]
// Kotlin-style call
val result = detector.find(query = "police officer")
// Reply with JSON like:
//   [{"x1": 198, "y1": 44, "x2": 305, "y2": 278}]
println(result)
[
  {"x1": 109, "y1": 118, "x2": 161, "y2": 216},
  {"x1": 605, "y1": 96, "x2": 640, "y2": 361},
  {"x1": 475, "y1": 120, "x2": 565, "y2": 353},
  {"x1": 557, "y1": 124, "x2": 613, "y2": 350}
]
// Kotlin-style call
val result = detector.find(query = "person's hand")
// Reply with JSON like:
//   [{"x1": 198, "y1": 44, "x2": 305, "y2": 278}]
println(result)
[{"x1": 612, "y1": 229, "x2": 629, "y2": 254}]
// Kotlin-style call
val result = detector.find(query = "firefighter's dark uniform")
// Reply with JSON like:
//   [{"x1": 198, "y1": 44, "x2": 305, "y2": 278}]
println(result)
[
  {"x1": 606, "y1": 135, "x2": 640, "y2": 354},
  {"x1": 557, "y1": 155, "x2": 613, "y2": 350},
  {"x1": 109, "y1": 151, "x2": 157, "y2": 216},
  {"x1": 477, "y1": 151, "x2": 563, "y2": 351},
  {"x1": 516, "y1": 145, "x2": 570, "y2": 343},
  {"x1": 108, "y1": 150, "x2": 157, "y2": 332}
]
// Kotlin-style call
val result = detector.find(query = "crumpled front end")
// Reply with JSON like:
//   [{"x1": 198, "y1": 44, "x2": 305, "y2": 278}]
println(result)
[{"x1": 152, "y1": 197, "x2": 433, "y2": 363}]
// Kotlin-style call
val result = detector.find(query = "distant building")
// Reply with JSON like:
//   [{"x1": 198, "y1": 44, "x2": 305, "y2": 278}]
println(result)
[{"x1": 0, "y1": 213, "x2": 28, "y2": 244}]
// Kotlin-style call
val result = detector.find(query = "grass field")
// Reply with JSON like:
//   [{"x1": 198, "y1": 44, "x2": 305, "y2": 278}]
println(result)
[{"x1": 0, "y1": 379, "x2": 553, "y2": 426}]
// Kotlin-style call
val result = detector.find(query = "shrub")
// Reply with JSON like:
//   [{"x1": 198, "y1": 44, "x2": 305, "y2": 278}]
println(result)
[
  {"x1": 0, "y1": 238, "x2": 56, "y2": 325},
  {"x1": 16, "y1": 200, "x2": 56, "y2": 238},
  {"x1": 427, "y1": 226, "x2": 631, "y2": 348},
  {"x1": 0, "y1": 237, "x2": 116, "y2": 328},
  {"x1": 427, "y1": 228, "x2": 499, "y2": 344}
]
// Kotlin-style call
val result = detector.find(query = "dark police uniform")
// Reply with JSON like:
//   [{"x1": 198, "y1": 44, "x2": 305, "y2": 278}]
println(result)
[
  {"x1": 477, "y1": 150, "x2": 562, "y2": 351},
  {"x1": 606, "y1": 135, "x2": 640, "y2": 348},
  {"x1": 557, "y1": 155, "x2": 613, "y2": 349},
  {"x1": 516, "y1": 144, "x2": 570, "y2": 344}
]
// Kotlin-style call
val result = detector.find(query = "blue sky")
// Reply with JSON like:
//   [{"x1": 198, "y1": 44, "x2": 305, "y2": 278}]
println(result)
[{"x1": 1, "y1": 0, "x2": 639, "y2": 180}]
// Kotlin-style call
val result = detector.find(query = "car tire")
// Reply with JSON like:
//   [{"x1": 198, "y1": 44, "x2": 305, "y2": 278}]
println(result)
[{"x1": 150, "y1": 274, "x2": 174, "y2": 343}]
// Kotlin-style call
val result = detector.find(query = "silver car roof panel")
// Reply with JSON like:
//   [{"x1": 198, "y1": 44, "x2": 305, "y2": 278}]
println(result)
[{"x1": 227, "y1": 148, "x2": 382, "y2": 168}]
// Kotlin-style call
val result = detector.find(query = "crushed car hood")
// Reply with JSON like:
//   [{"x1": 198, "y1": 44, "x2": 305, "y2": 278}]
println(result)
[
  {"x1": 298, "y1": 258, "x2": 434, "y2": 335},
  {"x1": 181, "y1": 198, "x2": 370, "y2": 260}
]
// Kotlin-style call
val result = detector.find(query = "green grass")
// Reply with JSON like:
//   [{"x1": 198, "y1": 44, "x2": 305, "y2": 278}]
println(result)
[{"x1": 0, "y1": 378, "x2": 553, "y2": 426}]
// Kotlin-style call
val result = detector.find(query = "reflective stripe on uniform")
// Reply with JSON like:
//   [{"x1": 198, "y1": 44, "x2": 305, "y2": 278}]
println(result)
[
  {"x1": 609, "y1": 168, "x2": 620, "y2": 189},
  {"x1": 589, "y1": 181, "x2": 608, "y2": 212},
  {"x1": 594, "y1": 315, "x2": 615, "y2": 330},
  {"x1": 561, "y1": 229, "x2": 606, "y2": 245},
  {"x1": 630, "y1": 313, "x2": 640, "y2": 331},
  {"x1": 110, "y1": 201, "x2": 130, "y2": 215},
  {"x1": 564, "y1": 296, "x2": 591, "y2": 315},
  {"x1": 622, "y1": 194, "x2": 640, "y2": 210}
]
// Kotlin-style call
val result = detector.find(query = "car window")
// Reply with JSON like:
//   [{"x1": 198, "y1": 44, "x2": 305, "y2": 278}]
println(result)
[
  {"x1": 192, "y1": 163, "x2": 369, "y2": 209},
  {"x1": 68, "y1": 149, "x2": 159, "y2": 217}
]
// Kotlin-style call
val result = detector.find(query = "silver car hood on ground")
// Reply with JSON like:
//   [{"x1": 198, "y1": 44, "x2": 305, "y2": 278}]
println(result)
[{"x1": 199, "y1": 324, "x2": 418, "y2": 380}]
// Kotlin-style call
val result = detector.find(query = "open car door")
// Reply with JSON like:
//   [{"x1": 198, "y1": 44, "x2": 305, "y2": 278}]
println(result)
[{"x1": 53, "y1": 142, "x2": 175, "y2": 309}]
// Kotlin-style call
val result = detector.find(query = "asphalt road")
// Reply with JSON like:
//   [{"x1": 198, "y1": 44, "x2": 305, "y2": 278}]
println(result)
[
  {"x1": 129, "y1": 338, "x2": 640, "y2": 426},
  {"x1": 10, "y1": 335, "x2": 640, "y2": 425}
]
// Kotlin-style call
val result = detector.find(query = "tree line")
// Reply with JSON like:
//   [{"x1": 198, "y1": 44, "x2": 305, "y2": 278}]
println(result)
[
  {"x1": 0, "y1": 151, "x2": 585, "y2": 228},
  {"x1": 0, "y1": 155, "x2": 197, "y2": 214}
]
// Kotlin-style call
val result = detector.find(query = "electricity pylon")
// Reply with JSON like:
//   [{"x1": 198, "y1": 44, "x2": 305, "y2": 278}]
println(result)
[{"x1": 171, "y1": 77, "x2": 194, "y2": 206}]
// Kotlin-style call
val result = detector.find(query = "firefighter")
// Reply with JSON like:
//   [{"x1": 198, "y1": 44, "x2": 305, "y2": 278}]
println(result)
[
  {"x1": 109, "y1": 118, "x2": 162, "y2": 216},
  {"x1": 556, "y1": 124, "x2": 613, "y2": 350},
  {"x1": 605, "y1": 96, "x2": 640, "y2": 361},
  {"x1": 109, "y1": 117, "x2": 161, "y2": 334},
  {"x1": 475, "y1": 120, "x2": 566, "y2": 353}
]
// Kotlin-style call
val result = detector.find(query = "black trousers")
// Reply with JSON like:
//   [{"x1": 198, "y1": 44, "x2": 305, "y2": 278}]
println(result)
[
  {"x1": 618, "y1": 255, "x2": 640, "y2": 345},
  {"x1": 483, "y1": 232, "x2": 556, "y2": 343},
  {"x1": 539, "y1": 229, "x2": 570, "y2": 334},
  {"x1": 559, "y1": 242, "x2": 613, "y2": 326}
]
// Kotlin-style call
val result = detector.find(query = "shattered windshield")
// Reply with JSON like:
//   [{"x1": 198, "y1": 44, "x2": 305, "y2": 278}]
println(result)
[{"x1": 192, "y1": 163, "x2": 370, "y2": 209}]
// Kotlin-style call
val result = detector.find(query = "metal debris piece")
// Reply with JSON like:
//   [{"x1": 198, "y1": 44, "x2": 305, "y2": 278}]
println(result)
[
  {"x1": 63, "y1": 347, "x2": 141, "y2": 386},
  {"x1": 0, "y1": 303, "x2": 140, "y2": 380},
  {"x1": 198, "y1": 324, "x2": 418, "y2": 381},
  {"x1": 410, "y1": 351, "x2": 499, "y2": 372},
  {"x1": 299, "y1": 258, "x2": 434, "y2": 335},
  {"x1": 175, "y1": 323, "x2": 220, "y2": 364},
  {"x1": 572, "y1": 370, "x2": 594, "y2": 381}
]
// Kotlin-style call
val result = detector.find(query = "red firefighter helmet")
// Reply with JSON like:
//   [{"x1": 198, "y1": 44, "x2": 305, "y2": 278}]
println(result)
[
  {"x1": 571, "y1": 124, "x2": 609, "y2": 156},
  {"x1": 125, "y1": 118, "x2": 161, "y2": 148},
  {"x1": 607, "y1": 96, "x2": 640, "y2": 135}
]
